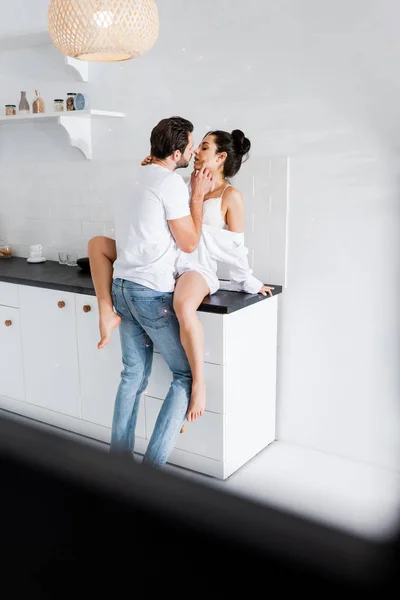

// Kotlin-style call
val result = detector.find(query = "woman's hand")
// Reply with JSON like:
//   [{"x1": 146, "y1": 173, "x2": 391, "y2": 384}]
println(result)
[
  {"x1": 141, "y1": 155, "x2": 153, "y2": 166},
  {"x1": 259, "y1": 285, "x2": 275, "y2": 297}
]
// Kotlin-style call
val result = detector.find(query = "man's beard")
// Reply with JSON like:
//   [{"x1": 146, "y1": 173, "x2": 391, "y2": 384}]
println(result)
[{"x1": 175, "y1": 157, "x2": 190, "y2": 170}]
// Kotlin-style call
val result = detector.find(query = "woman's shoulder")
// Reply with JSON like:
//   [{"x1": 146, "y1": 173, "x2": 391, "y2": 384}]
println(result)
[{"x1": 223, "y1": 185, "x2": 244, "y2": 205}]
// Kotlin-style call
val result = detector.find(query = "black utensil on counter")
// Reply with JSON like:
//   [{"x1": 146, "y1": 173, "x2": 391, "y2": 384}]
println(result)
[{"x1": 77, "y1": 257, "x2": 91, "y2": 273}]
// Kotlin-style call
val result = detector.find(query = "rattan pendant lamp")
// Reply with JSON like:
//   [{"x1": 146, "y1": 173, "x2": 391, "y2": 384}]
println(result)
[{"x1": 48, "y1": 0, "x2": 159, "y2": 62}]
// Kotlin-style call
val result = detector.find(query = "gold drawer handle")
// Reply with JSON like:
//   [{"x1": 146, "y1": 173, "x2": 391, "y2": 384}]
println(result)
[
  {"x1": 5, "y1": 320, "x2": 12, "y2": 327},
  {"x1": 58, "y1": 301, "x2": 66, "y2": 309},
  {"x1": 83, "y1": 305, "x2": 91, "y2": 313}
]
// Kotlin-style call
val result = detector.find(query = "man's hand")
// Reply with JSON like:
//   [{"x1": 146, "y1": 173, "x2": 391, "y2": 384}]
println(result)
[
  {"x1": 259, "y1": 285, "x2": 275, "y2": 297},
  {"x1": 141, "y1": 155, "x2": 153, "y2": 166},
  {"x1": 190, "y1": 165, "x2": 213, "y2": 199}
]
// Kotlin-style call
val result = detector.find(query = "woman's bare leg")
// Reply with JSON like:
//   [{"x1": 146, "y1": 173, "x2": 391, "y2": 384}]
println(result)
[
  {"x1": 173, "y1": 271, "x2": 209, "y2": 422},
  {"x1": 87, "y1": 236, "x2": 121, "y2": 350}
]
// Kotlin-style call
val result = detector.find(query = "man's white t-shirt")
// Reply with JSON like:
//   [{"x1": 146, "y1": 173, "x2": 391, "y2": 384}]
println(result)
[{"x1": 112, "y1": 164, "x2": 190, "y2": 292}]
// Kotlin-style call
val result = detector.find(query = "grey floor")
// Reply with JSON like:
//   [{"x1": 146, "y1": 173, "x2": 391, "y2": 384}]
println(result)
[{"x1": 2, "y1": 408, "x2": 400, "y2": 543}]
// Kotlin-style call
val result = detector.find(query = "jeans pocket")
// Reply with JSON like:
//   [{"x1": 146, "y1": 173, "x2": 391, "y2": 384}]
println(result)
[
  {"x1": 111, "y1": 285, "x2": 121, "y2": 316},
  {"x1": 132, "y1": 296, "x2": 170, "y2": 330}
]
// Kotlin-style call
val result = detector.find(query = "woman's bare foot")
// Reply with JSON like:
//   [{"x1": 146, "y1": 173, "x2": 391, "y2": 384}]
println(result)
[
  {"x1": 98, "y1": 310, "x2": 121, "y2": 349},
  {"x1": 186, "y1": 382, "x2": 206, "y2": 422}
]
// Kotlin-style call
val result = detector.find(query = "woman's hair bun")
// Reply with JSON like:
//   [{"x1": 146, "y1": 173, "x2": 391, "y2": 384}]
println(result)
[{"x1": 231, "y1": 129, "x2": 251, "y2": 156}]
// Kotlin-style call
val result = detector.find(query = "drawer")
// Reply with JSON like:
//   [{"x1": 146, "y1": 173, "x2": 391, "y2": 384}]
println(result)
[
  {"x1": 145, "y1": 395, "x2": 224, "y2": 461},
  {"x1": 154, "y1": 312, "x2": 224, "y2": 365},
  {"x1": 146, "y1": 352, "x2": 225, "y2": 414},
  {"x1": 0, "y1": 282, "x2": 19, "y2": 308},
  {"x1": 198, "y1": 312, "x2": 224, "y2": 364}
]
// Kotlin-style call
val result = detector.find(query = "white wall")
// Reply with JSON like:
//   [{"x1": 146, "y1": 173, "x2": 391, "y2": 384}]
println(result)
[
  {"x1": 277, "y1": 154, "x2": 400, "y2": 471},
  {"x1": 0, "y1": 0, "x2": 399, "y2": 474},
  {"x1": 0, "y1": 0, "x2": 49, "y2": 37}
]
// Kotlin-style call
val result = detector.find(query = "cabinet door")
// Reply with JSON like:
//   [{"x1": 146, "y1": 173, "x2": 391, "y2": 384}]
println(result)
[
  {"x1": 0, "y1": 306, "x2": 25, "y2": 401},
  {"x1": 0, "y1": 282, "x2": 19, "y2": 308},
  {"x1": 75, "y1": 294, "x2": 146, "y2": 438},
  {"x1": 146, "y1": 352, "x2": 225, "y2": 414},
  {"x1": 198, "y1": 312, "x2": 225, "y2": 365},
  {"x1": 154, "y1": 312, "x2": 225, "y2": 365},
  {"x1": 19, "y1": 285, "x2": 80, "y2": 418}
]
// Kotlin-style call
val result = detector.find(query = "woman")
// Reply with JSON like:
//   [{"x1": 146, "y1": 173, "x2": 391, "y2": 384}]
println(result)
[{"x1": 88, "y1": 129, "x2": 274, "y2": 424}]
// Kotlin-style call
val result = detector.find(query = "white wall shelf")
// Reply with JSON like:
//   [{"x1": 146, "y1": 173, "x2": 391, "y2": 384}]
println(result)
[
  {"x1": 0, "y1": 110, "x2": 125, "y2": 123},
  {"x1": 0, "y1": 110, "x2": 125, "y2": 159},
  {"x1": 0, "y1": 30, "x2": 124, "y2": 158}
]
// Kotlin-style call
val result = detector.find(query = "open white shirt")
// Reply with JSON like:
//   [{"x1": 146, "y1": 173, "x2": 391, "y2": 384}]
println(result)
[
  {"x1": 180, "y1": 179, "x2": 263, "y2": 294},
  {"x1": 201, "y1": 225, "x2": 263, "y2": 294}
]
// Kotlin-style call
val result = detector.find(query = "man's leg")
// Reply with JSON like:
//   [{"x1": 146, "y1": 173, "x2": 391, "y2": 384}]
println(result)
[
  {"x1": 110, "y1": 281, "x2": 153, "y2": 455},
  {"x1": 142, "y1": 294, "x2": 193, "y2": 467},
  {"x1": 120, "y1": 287, "x2": 192, "y2": 468}
]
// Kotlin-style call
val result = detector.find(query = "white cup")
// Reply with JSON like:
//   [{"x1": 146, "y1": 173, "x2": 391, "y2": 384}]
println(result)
[{"x1": 29, "y1": 244, "x2": 43, "y2": 258}]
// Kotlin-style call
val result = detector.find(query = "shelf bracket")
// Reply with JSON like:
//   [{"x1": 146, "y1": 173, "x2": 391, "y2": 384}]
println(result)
[
  {"x1": 58, "y1": 115, "x2": 92, "y2": 159},
  {"x1": 64, "y1": 56, "x2": 89, "y2": 82}
]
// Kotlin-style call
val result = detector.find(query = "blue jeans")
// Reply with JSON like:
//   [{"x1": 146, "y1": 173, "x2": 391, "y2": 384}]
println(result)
[{"x1": 110, "y1": 278, "x2": 192, "y2": 467}]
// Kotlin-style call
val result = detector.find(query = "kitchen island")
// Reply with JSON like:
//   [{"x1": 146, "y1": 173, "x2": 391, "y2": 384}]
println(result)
[{"x1": 0, "y1": 257, "x2": 282, "y2": 479}]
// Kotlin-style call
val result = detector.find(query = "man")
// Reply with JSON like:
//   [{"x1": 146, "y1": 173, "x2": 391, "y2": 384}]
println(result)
[{"x1": 88, "y1": 117, "x2": 212, "y2": 468}]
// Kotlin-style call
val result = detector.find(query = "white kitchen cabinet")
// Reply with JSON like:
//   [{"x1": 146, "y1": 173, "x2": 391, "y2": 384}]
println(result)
[
  {"x1": 18, "y1": 285, "x2": 81, "y2": 418},
  {"x1": 75, "y1": 294, "x2": 146, "y2": 438},
  {"x1": 0, "y1": 272, "x2": 279, "y2": 480},
  {"x1": 0, "y1": 305, "x2": 25, "y2": 402},
  {"x1": 153, "y1": 311, "x2": 225, "y2": 365},
  {"x1": 0, "y1": 281, "x2": 19, "y2": 307},
  {"x1": 146, "y1": 352, "x2": 224, "y2": 415},
  {"x1": 144, "y1": 297, "x2": 279, "y2": 479}
]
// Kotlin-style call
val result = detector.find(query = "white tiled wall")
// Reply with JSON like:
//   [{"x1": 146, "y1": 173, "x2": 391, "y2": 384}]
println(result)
[
  {"x1": 0, "y1": 160, "x2": 121, "y2": 261},
  {"x1": 223, "y1": 157, "x2": 288, "y2": 285},
  {"x1": 0, "y1": 156, "x2": 288, "y2": 286}
]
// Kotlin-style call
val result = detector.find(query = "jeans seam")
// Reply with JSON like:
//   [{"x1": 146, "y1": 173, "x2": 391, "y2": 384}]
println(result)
[
  {"x1": 133, "y1": 342, "x2": 152, "y2": 428},
  {"x1": 139, "y1": 340, "x2": 153, "y2": 394},
  {"x1": 120, "y1": 282, "x2": 152, "y2": 443}
]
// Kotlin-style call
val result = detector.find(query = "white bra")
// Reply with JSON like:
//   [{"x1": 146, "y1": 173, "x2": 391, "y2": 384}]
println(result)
[{"x1": 202, "y1": 184, "x2": 231, "y2": 229}]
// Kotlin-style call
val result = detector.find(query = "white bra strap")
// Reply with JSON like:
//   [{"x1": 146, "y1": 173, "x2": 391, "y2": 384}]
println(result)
[{"x1": 221, "y1": 184, "x2": 232, "y2": 199}]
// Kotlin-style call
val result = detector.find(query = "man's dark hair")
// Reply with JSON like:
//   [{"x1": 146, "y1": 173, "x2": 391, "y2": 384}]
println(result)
[{"x1": 150, "y1": 116, "x2": 194, "y2": 159}]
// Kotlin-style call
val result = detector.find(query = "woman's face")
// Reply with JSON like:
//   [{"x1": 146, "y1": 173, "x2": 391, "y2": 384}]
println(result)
[{"x1": 194, "y1": 135, "x2": 225, "y2": 171}]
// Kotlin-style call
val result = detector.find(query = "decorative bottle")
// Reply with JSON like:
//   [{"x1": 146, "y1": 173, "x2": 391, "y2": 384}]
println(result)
[
  {"x1": 32, "y1": 90, "x2": 45, "y2": 114},
  {"x1": 18, "y1": 91, "x2": 30, "y2": 114}
]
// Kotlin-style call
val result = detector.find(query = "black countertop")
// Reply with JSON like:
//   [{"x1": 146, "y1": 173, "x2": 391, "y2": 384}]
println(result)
[{"x1": 0, "y1": 257, "x2": 282, "y2": 315}]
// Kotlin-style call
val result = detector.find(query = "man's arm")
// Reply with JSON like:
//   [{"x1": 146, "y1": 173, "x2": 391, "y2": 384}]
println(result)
[{"x1": 168, "y1": 166, "x2": 213, "y2": 253}]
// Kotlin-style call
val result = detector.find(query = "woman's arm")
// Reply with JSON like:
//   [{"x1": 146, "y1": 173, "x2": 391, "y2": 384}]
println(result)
[{"x1": 225, "y1": 187, "x2": 245, "y2": 233}]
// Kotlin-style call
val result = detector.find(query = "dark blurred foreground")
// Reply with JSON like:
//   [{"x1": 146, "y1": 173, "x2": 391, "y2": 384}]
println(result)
[{"x1": 0, "y1": 414, "x2": 398, "y2": 597}]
